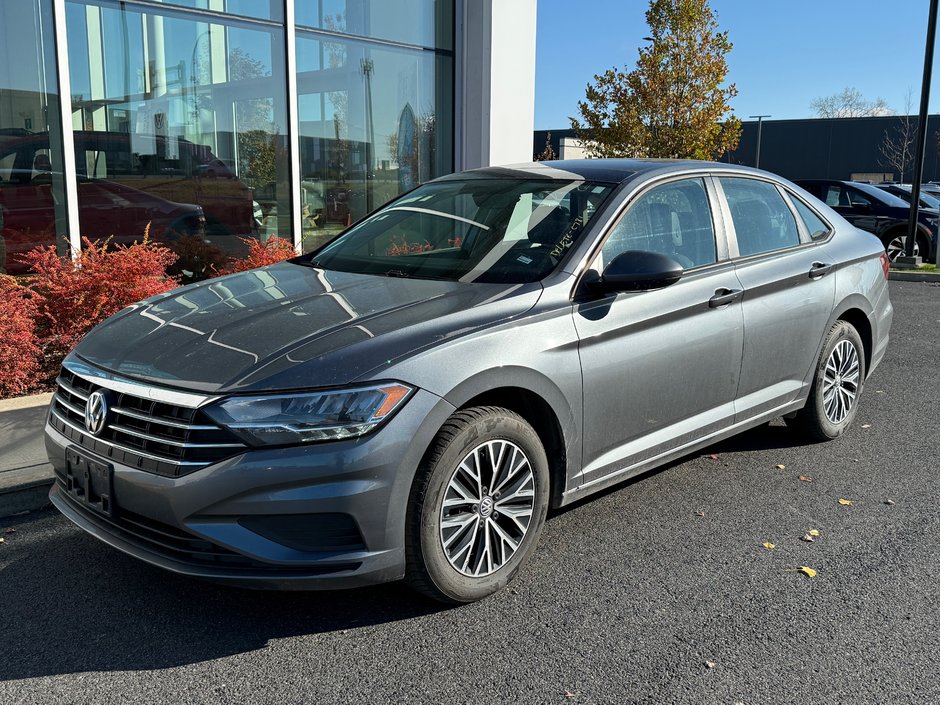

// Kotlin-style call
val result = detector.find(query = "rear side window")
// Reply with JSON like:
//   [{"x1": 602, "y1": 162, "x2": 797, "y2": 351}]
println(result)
[
  {"x1": 720, "y1": 178, "x2": 800, "y2": 257},
  {"x1": 790, "y1": 196, "x2": 831, "y2": 241}
]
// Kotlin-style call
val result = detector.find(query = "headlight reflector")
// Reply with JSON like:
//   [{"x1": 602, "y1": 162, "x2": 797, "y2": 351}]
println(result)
[{"x1": 205, "y1": 383, "x2": 413, "y2": 446}]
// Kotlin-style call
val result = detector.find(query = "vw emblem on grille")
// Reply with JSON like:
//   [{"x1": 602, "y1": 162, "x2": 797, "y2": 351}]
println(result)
[{"x1": 84, "y1": 390, "x2": 109, "y2": 436}]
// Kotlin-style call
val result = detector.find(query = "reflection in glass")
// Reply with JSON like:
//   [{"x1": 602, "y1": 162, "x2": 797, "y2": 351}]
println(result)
[
  {"x1": 297, "y1": 33, "x2": 452, "y2": 252},
  {"x1": 0, "y1": 0, "x2": 69, "y2": 274},
  {"x1": 296, "y1": 0, "x2": 453, "y2": 50},
  {"x1": 64, "y1": 1, "x2": 291, "y2": 280}
]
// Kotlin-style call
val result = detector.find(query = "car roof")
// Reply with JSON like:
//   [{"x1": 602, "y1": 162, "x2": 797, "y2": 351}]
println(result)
[{"x1": 432, "y1": 159, "x2": 769, "y2": 184}]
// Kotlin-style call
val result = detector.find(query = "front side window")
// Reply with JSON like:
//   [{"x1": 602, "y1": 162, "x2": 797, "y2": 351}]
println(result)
[
  {"x1": 601, "y1": 178, "x2": 717, "y2": 270},
  {"x1": 720, "y1": 178, "x2": 800, "y2": 257},
  {"x1": 308, "y1": 178, "x2": 614, "y2": 283}
]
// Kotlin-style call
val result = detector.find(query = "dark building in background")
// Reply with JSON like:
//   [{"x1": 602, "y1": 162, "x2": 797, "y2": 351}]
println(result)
[{"x1": 534, "y1": 115, "x2": 940, "y2": 182}]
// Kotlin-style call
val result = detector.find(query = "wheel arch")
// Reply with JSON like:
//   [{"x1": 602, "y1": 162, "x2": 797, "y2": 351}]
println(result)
[{"x1": 440, "y1": 369, "x2": 578, "y2": 509}]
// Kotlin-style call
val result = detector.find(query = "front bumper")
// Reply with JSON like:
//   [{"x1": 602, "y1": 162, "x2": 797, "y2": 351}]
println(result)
[{"x1": 46, "y1": 388, "x2": 456, "y2": 590}]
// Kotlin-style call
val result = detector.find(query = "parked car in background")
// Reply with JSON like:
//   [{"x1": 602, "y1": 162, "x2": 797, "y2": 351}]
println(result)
[
  {"x1": 796, "y1": 179, "x2": 938, "y2": 262},
  {"x1": 46, "y1": 160, "x2": 892, "y2": 603},
  {"x1": 877, "y1": 183, "x2": 940, "y2": 210},
  {"x1": 0, "y1": 172, "x2": 206, "y2": 274},
  {"x1": 0, "y1": 131, "x2": 256, "y2": 273}
]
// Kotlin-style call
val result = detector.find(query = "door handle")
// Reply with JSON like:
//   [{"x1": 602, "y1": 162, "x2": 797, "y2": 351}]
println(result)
[
  {"x1": 708, "y1": 288, "x2": 743, "y2": 308},
  {"x1": 809, "y1": 261, "x2": 834, "y2": 278}
]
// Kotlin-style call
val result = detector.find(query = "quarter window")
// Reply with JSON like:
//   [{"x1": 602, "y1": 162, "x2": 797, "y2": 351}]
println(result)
[
  {"x1": 790, "y1": 196, "x2": 831, "y2": 241},
  {"x1": 720, "y1": 178, "x2": 800, "y2": 257},
  {"x1": 601, "y1": 178, "x2": 717, "y2": 270}
]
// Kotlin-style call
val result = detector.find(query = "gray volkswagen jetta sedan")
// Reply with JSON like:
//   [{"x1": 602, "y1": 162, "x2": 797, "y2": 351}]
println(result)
[{"x1": 46, "y1": 159, "x2": 892, "y2": 603}]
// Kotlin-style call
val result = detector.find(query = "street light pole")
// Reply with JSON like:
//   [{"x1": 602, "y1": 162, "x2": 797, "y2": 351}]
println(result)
[
  {"x1": 901, "y1": 0, "x2": 939, "y2": 266},
  {"x1": 749, "y1": 115, "x2": 770, "y2": 169}
]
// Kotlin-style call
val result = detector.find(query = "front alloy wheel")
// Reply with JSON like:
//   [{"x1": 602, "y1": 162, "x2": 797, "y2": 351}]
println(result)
[
  {"x1": 884, "y1": 232, "x2": 920, "y2": 262},
  {"x1": 406, "y1": 406, "x2": 549, "y2": 603},
  {"x1": 439, "y1": 439, "x2": 535, "y2": 577}
]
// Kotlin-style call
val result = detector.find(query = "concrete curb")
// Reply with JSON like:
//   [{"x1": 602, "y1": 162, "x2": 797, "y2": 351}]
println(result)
[
  {"x1": 889, "y1": 270, "x2": 940, "y2": 282},
  {"x1": 0, "y1": 392, "x2": 54, "y2": 519}
]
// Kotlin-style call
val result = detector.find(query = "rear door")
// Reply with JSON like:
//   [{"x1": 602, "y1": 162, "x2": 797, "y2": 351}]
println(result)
[
  {"x1": 574, "y1": 176, "x2": 744, "y2": 490},
  {"x1": 714, "y1": 176, "x2": 836, "y2": 423}
]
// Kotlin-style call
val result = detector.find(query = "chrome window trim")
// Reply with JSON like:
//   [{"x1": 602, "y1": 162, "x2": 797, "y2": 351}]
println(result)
[{"x1": 63, "y1": 359, "x2": 219, "y2": 409}]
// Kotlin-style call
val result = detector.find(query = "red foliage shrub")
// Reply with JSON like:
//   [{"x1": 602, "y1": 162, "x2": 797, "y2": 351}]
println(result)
[
  {"x1": 0, "y1": 276, "x2": 41, "y2": 398},
  {"x1": 386, "y1": 238, "x2": 433, "y2": 256},
  {"x1": 217, "y1": 236, "x2": 296, "y2": 275},
  {"x1": 22, "y1": 237, "x2": 180, "y2": 384}
]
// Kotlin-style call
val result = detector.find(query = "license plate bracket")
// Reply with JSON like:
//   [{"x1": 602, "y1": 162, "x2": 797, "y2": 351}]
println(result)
[{"x1": 65, "y1": 447, "x2": 115, "y2": 518}]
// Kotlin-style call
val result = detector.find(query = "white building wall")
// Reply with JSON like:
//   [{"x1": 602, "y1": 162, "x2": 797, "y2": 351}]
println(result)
[{"x1": 457, "y1": 0, "x2": 537, "y2": 170}]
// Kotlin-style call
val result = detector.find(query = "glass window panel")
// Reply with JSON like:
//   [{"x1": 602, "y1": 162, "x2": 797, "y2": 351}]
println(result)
[
  {"x1": 149, "y1": 0, "x2": 283, "y2": 22},
  {"x1": 790, "y1": 195, "x2": 831, "y2": 241},
  {"x1": 720, "y1": 178, "x2": 801, "y2": 257},
  {"x1": 296, "y1": 0, "x2": 453, "y2": 50},
  {"x1": 0, "y1": 0, "x2": 70, "y2": 275},
  {"x1": 297, "y1": 33, "x2": 452, "y2": 252},
  {"x1": 602, "y1": 179, "x2": 717, "y2": 269},
  {"x1": 65, "y1": 1, "x2": 292, "y2": 281}
]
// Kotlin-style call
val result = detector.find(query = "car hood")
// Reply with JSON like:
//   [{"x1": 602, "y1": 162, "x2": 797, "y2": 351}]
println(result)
[{"x1": 73, "y1": 262, "x2": 542, "y2": 393}]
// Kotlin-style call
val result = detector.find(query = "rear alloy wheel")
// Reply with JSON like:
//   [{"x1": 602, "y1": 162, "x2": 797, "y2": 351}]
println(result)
[
  {"x1": 406, "y1": 406, "x2": 549, "y2": 603},
  {"x1": 789, "y1": 320, "x2": 865, "y2": 441}
]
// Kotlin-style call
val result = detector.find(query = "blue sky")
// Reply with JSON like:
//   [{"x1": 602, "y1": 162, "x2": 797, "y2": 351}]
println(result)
[{"x1": 536, "y1": 0, "x2": 940, "y2": 129}]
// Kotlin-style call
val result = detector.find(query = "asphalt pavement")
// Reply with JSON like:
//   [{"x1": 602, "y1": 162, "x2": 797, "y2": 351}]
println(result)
[{"x1": 1, "y1": 280, "x2": 938, "y2": 705}]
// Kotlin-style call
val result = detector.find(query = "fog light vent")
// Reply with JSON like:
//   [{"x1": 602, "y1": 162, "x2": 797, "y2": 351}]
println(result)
[{"x1": 238, "y1": 513, "x2": 366, "y2": 553}]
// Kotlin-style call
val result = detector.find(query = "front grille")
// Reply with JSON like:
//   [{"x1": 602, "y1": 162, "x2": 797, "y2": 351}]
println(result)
[
  {"x1": 50, "y1": 368, "x2": 246, "y2": 477},
  {"x1": 54, "y1": 479, "x2": 360, "y2": 576}
]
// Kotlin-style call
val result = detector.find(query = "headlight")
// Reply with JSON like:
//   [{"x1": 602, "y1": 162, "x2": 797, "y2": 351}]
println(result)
[{"x1": 204, "y1": 383, "x2": 413, "y2": 446}]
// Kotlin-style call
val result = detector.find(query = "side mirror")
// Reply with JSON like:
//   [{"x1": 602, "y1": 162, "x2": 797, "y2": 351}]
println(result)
[
  {"x1": 596, "y1": 250, "x2": 684, "y2": 293},
  {"x1": 854, "y1": 201, "x2": 872, "y2": 212}
]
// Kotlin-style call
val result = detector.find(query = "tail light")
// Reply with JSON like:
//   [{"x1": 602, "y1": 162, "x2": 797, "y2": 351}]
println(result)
[{"x1": 880, "y1": 251, "x2": 890, "y2": 280}]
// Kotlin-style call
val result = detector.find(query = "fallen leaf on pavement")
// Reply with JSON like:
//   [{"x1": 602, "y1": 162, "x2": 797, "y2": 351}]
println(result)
[
  {"x1": 798, "y1": 566, "x2": 817, "y2": 578},
  {"x1": 861, "y1": 423, "x2": 871, "y2": 429},
  {"x1": 884, "y1": 499, "x2": 895, "y2": 506},
  {"x1": 695, "y1": 510, "x2": 705, "y2": 517},
  {"x1": 705, "y1": 661, "x2": 717, "y2": 669},
  {"x1": 0, "y1": 537, "x2": 4, "y2": 544},
  {"x1": 775, "y1": 464, "x2": 786, "y2": 470},
  {"x1": 838, "y1": 498, "x2": 854, "y2": 506},
  {"x1": 808, "y1": 529, "x2": 820, "y2": 537},
  {"x1": 706, "y1": 454, "x2": 719, "y2": 460},
  {"x1": 762, "y1": 542, "x2": 776, "y2": 550},
  {"x1": 564, "y1": 691, "x2": 577, "y2": 699},
  {"x1": 800, "y1": 534, "x2": 815, "y2": 543},
  {"x1": 798, "y1": 475, "x2": 813, "y2": 482}
]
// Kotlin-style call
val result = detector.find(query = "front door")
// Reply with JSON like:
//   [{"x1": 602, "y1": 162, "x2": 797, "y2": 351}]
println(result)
[{"x1": 574, "y1": 177, "x2": 744, "y2": 491}]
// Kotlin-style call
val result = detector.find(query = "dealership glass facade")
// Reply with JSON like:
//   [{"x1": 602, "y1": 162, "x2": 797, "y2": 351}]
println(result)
[{"x1": 0, "y1": 0, "x2": 454, "y2": 276}]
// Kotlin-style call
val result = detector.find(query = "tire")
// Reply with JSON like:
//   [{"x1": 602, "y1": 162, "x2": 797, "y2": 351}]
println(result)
[
  {"x1": 881, "y1": 229, "x2": 924, "y2": 263},
  {"x1": 405, "y1": 406, "x2": 550, "y2": 604},
  {"x1": 789, "y1": 320, "x2": 865, "y2": 441}
]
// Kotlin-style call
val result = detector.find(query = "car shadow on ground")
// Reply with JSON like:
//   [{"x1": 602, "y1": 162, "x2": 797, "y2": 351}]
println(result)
[
  {"x1": 1, "y1": 420, "x2": 805, "y2": 681},
  {"x1": 0, "y1": 517, "x2": 445, "y2": 680}
]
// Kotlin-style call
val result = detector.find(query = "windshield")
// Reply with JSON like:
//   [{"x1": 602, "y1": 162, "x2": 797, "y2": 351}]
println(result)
[
  {"x1": 853, "y1": 182, "x2": 909, "y2": 207},
  {"x1": 888, "y1": 186, "x2": 940, "y2": 209},
  {"x1": 306, "y1": 178, "x2": 615, "y2": 283}
]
